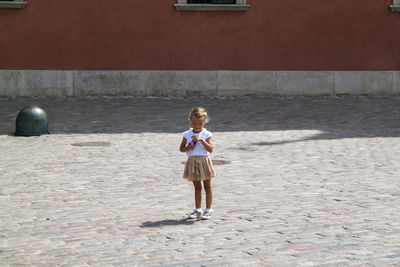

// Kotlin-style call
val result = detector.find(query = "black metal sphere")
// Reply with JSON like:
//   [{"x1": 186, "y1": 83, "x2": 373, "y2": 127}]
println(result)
[{"x1": 15, "y1": 105, "x2": 49, "y2": 136}]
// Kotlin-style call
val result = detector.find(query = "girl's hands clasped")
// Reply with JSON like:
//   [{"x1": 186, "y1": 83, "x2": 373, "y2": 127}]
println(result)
[
  {"x1": 191, "y1": 136, "x2": 202, "y2": 143},
  {"x1": 192, "y1": 135, "x2": 213, "y2": 153}
]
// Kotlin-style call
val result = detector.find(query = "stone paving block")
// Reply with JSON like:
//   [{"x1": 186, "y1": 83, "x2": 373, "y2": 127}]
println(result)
[
  {"x1": 145, "y1": 71, "x2": 186, "y2": 97},
  {"x1": 394, "y1": 71, "x2": 400, "y2": 94},
  {"x1": 27, "y1": 70, "x2": 73, "y2": 97},
  {"x1": 146, "y1": 71, "x2": 219, "y2": 97},
  {"x1": 183, "y1": 71, "x2": 218, "y2": 97},
  {"x1": 0, "y1": 70, "x2": 27, "y2": 97},
  {"x1": 276, "y1": 71, "x2": 334, "y2": 95},
  {"x1": 335, "y1": 71, "x2": 394, "y2": 95},
  {"x1": 74, "y1": 71, "x2": 147, "y2": 96},
  {"x1": 217, "y1": 71, "x2": 276, "y2": 96}
]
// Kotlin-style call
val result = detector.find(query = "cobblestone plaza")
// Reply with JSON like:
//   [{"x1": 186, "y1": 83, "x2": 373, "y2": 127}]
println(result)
[{"x1": 1, "y1": 96, "x2": 400, "y2": 266}]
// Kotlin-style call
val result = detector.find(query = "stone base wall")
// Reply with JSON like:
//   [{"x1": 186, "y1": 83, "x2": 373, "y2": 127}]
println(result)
[{"x1": 1, "y1": 70, "x2": 399, "y2": 97}]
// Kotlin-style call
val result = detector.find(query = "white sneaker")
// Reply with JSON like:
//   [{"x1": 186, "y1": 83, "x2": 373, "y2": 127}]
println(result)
[
  {"x1": 202, "y1": 209, "x2": 214, "y2": 220},
  {"x1": 188, "y1": 208, "x2": 203, "y2": 219}
]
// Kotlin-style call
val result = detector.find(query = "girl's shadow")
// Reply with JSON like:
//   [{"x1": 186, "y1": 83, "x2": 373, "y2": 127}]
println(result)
[{"x1": 140, "y1": 218, "x2": 195, "y2": 228}]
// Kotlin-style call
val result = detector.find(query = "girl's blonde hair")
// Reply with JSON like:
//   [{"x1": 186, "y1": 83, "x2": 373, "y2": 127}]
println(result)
[{"x1": 189, "y1": 107, "x2": 209, "y2": 123}]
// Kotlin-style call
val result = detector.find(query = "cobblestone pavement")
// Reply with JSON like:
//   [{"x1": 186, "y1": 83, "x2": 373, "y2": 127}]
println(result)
[{"x1": 1, "y1": 96, "x2": 400, "y2": 266}]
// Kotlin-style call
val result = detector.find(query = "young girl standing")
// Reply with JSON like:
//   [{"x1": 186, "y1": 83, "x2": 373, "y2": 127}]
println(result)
[{"x1": 180, "y1": 107, "x2": 216, "y2": 220}]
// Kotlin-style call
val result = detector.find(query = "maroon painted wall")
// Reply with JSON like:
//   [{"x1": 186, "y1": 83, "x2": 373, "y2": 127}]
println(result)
[{"x1": 0, "y1": 0, "x2": 399, "y2": 70}]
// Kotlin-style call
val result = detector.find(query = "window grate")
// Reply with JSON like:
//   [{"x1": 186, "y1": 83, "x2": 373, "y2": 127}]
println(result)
[{"x1": 188, "y1": 0, "x2": 236, "y2": 4}]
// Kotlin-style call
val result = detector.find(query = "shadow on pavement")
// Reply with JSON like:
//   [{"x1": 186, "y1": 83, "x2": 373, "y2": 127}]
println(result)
[
  {"x1": 140, "y1": 218, "x2": 195, "y2": 227},
  {"x1": 1, "y1": 97, "x2": 399, "y2": 140}
]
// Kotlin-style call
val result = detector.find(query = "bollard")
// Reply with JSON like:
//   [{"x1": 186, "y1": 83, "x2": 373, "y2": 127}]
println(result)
[{"x1": 15, "y1": 105, "x2": 49, "y2": 136}]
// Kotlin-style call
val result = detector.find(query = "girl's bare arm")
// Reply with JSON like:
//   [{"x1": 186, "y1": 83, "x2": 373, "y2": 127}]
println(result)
[{"x1": 180, "y1": 137, "x2": 195, "y2": 152}]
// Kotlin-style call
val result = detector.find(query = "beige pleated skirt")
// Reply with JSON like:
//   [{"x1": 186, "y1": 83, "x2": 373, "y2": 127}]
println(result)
[{"x1": 183, "y1": 156, "x2": 216, "y2": 181}]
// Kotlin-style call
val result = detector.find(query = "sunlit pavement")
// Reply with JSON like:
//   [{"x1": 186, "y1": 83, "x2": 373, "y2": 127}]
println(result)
[{"x1": 1, "y1": 96, "x2": 400, "y2": 266}]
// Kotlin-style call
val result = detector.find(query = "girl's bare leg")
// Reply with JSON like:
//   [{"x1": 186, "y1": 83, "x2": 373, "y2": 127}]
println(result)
[
  {"x1": 203, "y1": 179, "x2": 212, "y2": 209},
  {"x1": 193, "y1": 181, "x2": 202, "y2": 209}
]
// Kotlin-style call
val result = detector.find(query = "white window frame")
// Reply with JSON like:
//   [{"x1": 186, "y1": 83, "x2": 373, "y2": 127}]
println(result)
[
  {"x1": 390, "y1": 0, "x2": 400, "y2": 12},
  {"x1": 0, "y1": 0, "x2": 27, "y2": 9},
  {"x1": 175, "y1": 0, "x2": 249, "y2": 11}
]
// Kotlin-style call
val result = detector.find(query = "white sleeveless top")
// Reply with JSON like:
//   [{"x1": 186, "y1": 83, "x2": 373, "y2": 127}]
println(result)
[{"x1": 182, "y1": 128, "x2": 213, "y2": 156}]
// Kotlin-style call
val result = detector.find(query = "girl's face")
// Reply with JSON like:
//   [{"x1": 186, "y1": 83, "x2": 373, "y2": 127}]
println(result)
[{"x1": 190, "y1": 117, "x2": 206, "y2": 133}]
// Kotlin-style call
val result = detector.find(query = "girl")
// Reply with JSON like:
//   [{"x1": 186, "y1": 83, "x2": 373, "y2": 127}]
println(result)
[{"x1": 180, "y1": 107, "x2": 216, "y2": 220}]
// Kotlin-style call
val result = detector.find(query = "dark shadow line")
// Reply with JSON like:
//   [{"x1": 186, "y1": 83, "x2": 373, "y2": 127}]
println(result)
[
  {"x1": 252, "y1": 140, "x2": 303, "y2": 146},
  {"x1": 140, "y1": 218, "x2": 195, "y2": 228}
]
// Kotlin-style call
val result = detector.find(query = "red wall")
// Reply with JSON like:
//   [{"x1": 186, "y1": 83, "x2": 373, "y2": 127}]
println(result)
[{"x1": 0, "y1": 0, "x2": 399, "y2": 70}]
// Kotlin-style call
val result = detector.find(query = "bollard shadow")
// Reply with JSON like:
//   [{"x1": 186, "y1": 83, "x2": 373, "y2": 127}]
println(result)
[
  {"x1": 140, "y1": 218, "x2": 195, "y2": 228},
  {"x1": 0, "y1": 96, "x2": 399, "y2": 141}
]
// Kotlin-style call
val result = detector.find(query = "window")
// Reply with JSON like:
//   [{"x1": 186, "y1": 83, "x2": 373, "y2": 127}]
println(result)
[
  {"x1": 188, "y1": 0, "x2": 236, "y2": 3},
  {"x1": 0, "y1": 0, "x2": 27, "y2": 9},
  {"x1": 175, "y1": 0, "x2": 249, "y2": 11},
  {"x1": 390, "y1": 0, "x2": 400, "y2": 12}
]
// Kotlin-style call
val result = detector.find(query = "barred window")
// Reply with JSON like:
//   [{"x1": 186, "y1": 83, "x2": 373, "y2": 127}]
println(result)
[
  {"x1": 175, "y1": 0, "x2": 249, "y2": 11},
  {"x1": 188, "y1": 0, "x2": 236, "y2": 3},
  {"x1": 0, "y1": 0, "x2": 27, "y2": 9},
  {"x1": 390, "y1": 0, "x2": 400, "y2": 12}
]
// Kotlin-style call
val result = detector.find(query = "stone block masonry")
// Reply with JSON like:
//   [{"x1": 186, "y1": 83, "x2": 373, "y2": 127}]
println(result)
[{"x1": 1, "y1": 70, "x2": 400, "y2": 97}]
